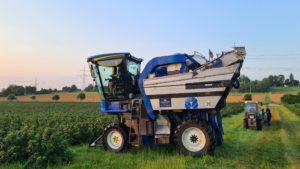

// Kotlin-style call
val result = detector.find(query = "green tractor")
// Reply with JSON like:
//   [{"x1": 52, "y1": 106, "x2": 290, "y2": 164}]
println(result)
[{"x1": 243, "y1": 101, "x2": 262, "y2": 130}]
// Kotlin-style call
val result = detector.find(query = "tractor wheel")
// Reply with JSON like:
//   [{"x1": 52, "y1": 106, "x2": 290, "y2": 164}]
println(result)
[
  {"x1": 256, "y1": 119, "x2": 262, "y2": 131},
  {"x1": 243, "y1": 119, "x2": 249, "y2": 129},
  {"x1": 103, "y1": 123, "x2": 129, "y2": 152},
  {"x1": 176, "y1": 121, "x2": 213, "y2": 156}
]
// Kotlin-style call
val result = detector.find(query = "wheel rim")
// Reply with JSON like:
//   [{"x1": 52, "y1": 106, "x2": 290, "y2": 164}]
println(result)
[
  {"x1": 181, "y1": 127, "x2": 206, "y2": 152},
  {"x1": 107, "y1": 130, "x2": 123, "y2": 150}
]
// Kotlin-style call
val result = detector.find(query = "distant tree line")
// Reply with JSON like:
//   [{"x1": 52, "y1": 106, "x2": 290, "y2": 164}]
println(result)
[
  {"x1": 0, "y1": 84, "x2": 97, "y2": 97},
  {"x1": 239, "y1": 73, "x2": 299, "y2": 93},
  {"x1": 1, "y1": 85, "x2": 37, "y2": 96}
]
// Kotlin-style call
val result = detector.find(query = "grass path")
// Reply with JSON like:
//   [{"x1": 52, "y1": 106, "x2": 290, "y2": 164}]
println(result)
[{"x1": 277, "y1": 106, "x2": 300, "y2": 168}]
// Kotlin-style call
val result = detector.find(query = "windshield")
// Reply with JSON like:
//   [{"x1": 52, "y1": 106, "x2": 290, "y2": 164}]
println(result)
[
  {"x1": 245, "y1": 103, "x2": 257, "y2": 113},
  {"x1": 96, "y1": 59, "x2": 126, "y2": 99}
]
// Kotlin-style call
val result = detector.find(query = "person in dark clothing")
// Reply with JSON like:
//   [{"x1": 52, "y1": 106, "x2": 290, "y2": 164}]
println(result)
[
  {"x1": 261, "y1": 108, "x2": 266, "y2": 124},
  {"x1": 266, "y1": 106, "x2": 272, "y2": 125}
]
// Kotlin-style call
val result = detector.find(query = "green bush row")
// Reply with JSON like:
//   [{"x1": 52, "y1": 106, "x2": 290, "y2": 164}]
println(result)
[
  {"x1": 221, "y1": 103, "x2": 244, "y2": 117},
  {"x1": 281, "y1": 93, "x2": 300, "y2": 104},
  {"x1": 0, "y1": 102, "x2": 114, "y2": 168}
]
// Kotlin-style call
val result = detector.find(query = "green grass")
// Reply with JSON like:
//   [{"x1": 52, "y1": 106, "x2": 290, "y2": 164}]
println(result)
[
  {"x1": 284, "y1": 104, "x2": 300, "y2": 117},
  {"x1": 277, "y1": 106, "x2": 300, "y2": 167},
  {"x1": 265, "y1": 93, "x2": 273, "y2": 105}
]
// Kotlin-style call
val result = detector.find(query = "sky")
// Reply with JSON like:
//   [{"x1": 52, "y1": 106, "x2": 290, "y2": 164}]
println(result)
[{"x1": 0, "y1": 0, "x2": 300, "y2": 90}]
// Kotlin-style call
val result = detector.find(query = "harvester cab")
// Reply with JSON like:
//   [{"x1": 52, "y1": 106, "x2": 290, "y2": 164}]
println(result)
[
  {"x1": 88, "y1": 47, "x2": 246, "y2": 156},
  {"x1": 88, "y1": 53, "x2": 142, "y2": 108},
  {"x1": 243, "y1": 101, "x2": 263, "y2": 130}
]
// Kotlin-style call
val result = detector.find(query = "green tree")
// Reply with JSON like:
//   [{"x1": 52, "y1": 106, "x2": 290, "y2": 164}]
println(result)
[
  {"x1": 268, "y1": 75, "x2": 285, "y2": 87},
  {"x1": 25, "y1": 86, "x2": 37, "y2": 95},
  {"x1": 84, "y1": 84, "x2": 97, "y2": 92},
  {"x1": 2, "y1": 85, "x2": 25, "y2": 96},
  {"x1": 243, "y1": 94, "x2": 252, "y2": 101},
  {"x1": 239, "y1": 75, "x2": 251, "y2": 92},
  {"x1": 62, "y1": 84, "x2": 79, "y2": 92},
  {"x1": 31, "y1": 95, "x2": 36, "y2": 101},
  {"x1": 277, "y1": 74, "x2": 285, "y2": 86},
  {"x1": 77, "y1": 93, "x2": 86, "y2": 102},
  {"x1": 7, "y1": 94, "x2": 16, "y2": 101},
  {"x1": 285, "y1": 73, "x2": 299, "y2": 86},
  {"x1": 52, "y1": 95, "x2": 60, "y2": 102},
  {"x1": 289, "y1": 73, "x2": 295, "y2": 85}
]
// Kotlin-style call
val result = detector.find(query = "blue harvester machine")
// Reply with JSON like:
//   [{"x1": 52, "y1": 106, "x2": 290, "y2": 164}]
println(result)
[{"x1": 88, "y1": 47, "x2": 246, "y2": 156}]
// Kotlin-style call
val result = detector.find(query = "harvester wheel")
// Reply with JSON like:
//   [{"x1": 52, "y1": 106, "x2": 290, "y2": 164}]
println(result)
[
  {"x1": 176, "y1": 121, "x2": 213, "y2": 156},
  {"x1": 103, "y1": 123, "x2": 129, "y2": 152},
  {"x1": 243, "y1": 119, "x2": 249, "y2": 129}
]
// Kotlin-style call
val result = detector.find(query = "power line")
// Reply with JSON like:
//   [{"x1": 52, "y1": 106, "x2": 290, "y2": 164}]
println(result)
[{"x1": 79, "y1": 65, "x2": 89, "y2": 91}]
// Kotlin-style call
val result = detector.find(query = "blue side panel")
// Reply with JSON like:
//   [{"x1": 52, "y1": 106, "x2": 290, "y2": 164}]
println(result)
[
  {"x1": 100, "y1": 100, "x2": 129, "y2": 113},
  {"x1": 101, "y1": 100, "x2": 106, "y2": 112},
  {"x1": 209, "y1": 112, "x2": 223, "y2": 146},
  {"x1": 138, "y1": 54, "x2": 187, "y2": 120},
  {"x1": 212, "y1": 58, "x2": 223, "y2": 67},
  {"x1": 180, "y1": 64, "x2": 186, "y2": 74},
  {"x1": 142, "y1": 136, "x2": 154, "y2": 145},
  {"x1": 154, "y1": 66, "x2": 168, "y2": 77}
]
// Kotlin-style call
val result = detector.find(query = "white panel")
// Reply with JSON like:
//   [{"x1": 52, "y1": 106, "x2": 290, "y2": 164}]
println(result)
[
  {"x1": 150, "y1": 96, "x2": 222, "y2": 110},
  {"x1": 144, "y1": 73, "x2": 233, "y2": 88}
]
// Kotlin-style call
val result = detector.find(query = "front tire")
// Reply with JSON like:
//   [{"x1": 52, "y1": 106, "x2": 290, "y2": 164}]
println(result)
[
  {"x1": 243, "y1": 119, "x2": 249, "y2": 129},
  {"x1": 176, "y1": 121, "x2": 213, "y2": 156},
  {"x1": 103, "y1": 123, "x2": 129, "y2": 152}
]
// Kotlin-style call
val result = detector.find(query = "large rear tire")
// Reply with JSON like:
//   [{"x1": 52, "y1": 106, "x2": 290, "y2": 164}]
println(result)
[
  {"x1": 103, "y1": 123, "x2": 129, "y2": 152},
  {"x1": 176, "y1": 121, "x2": 213, "y2": 156}
]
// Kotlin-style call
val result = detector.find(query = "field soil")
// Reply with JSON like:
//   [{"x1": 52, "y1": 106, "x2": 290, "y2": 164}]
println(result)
[
  {"x1": 270, "y1": 93, "x2": 284, "y2": 104},
  {"x1": 226, "y1": 94, "x2": 265, "y2": 103}
]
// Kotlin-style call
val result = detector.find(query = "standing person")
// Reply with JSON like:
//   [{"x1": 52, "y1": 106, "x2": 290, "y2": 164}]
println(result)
[
  {"x1": 266, "y1": 106, "x2": 272, "y2": 126},
  {"x1": 261, "y1": 108, "x2": 266, "y2": 124}
]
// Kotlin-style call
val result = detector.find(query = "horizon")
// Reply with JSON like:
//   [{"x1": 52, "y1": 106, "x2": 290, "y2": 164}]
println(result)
[
  {"x1": 0, "y1": 72, "x2": 298, "y2": 91},
  {"x1": 1, "y1": 1, "x2": 300, "y2": 90}
]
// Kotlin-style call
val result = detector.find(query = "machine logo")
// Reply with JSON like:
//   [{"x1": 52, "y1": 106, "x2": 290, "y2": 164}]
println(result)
[
  {"x1": 159, "y1": 98, "x2": 172, "y2": 107},
  {"x1": 185, "y1": 97, "x2": 198, "y2": 109}
]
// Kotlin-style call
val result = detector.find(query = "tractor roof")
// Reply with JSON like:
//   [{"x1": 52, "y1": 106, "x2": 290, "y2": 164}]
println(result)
[
  {"x1": 87, "y1": 52, "x2": 143, "y2": 63},
  {"x1": 244, "y1": 101, "x2": 258, "y2": 104}
]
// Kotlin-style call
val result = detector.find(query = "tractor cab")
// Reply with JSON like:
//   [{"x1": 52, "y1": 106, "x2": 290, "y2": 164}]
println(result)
[
  {"x1": 243, "y1": 101, "x2": 263, "y2": 130},
  {"x1": 88, "y1": 53, "x2": 143, "y2": 101}
]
